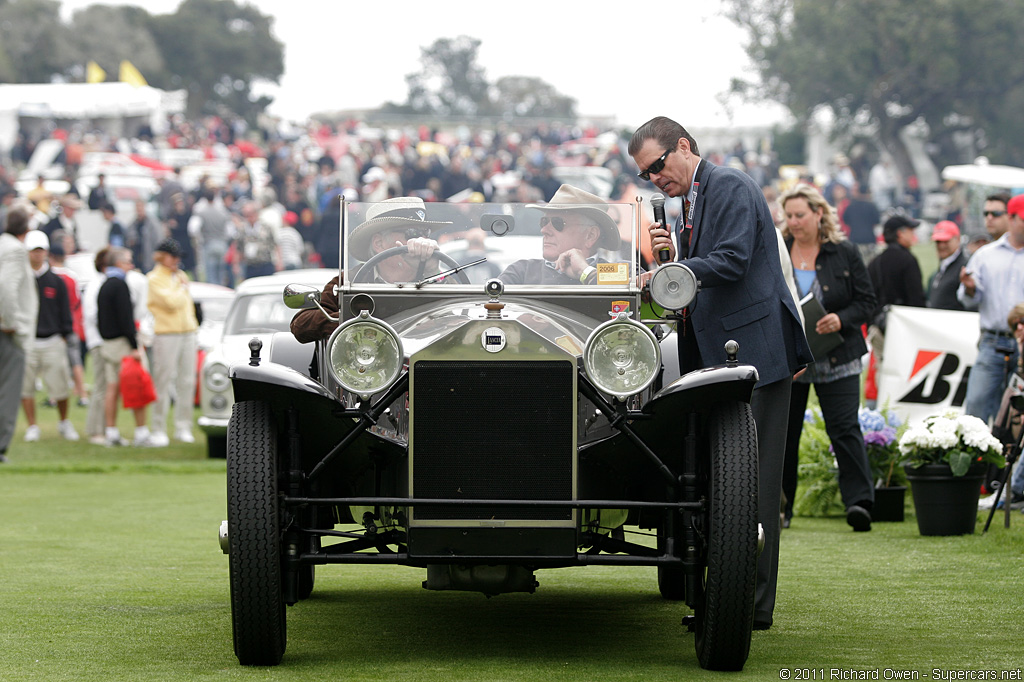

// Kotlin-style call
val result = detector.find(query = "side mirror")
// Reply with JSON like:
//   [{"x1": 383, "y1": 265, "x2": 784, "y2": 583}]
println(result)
[{"x1": 283, "y1": 283, "x2": 321, "y2": 310}]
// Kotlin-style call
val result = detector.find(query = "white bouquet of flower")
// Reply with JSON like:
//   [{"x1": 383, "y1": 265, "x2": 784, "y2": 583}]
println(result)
[{"x1": 898, "y1": 411, "x2": 1005, "y2": 476}]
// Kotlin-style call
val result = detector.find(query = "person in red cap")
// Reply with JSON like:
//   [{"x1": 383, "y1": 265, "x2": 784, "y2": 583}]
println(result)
[{"x1": 926, "y1": 220, "x2": 967, "y2": 310}]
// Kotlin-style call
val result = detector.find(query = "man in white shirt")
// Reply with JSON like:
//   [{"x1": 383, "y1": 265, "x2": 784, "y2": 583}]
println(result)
[{"x1": 958, "y1": 194, "x2": 1024, "y2": 425}]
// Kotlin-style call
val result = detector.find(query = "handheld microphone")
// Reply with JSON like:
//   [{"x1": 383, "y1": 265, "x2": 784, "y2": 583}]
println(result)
[{"x1": 650, "y1": 193, "x2": 670, "y2": 263}]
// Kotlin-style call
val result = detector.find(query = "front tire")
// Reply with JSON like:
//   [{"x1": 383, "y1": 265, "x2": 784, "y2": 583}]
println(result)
[
  {"x1": 694, "y1": 401, "x2": 758, "y2": 671},
  {"x1": 227, "y1": 400, "x2": 286, "y2": 666}
]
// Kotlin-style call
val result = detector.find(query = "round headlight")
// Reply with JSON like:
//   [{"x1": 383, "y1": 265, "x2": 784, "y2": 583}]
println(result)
[
  {"x1": 583, "y1": 314, "x2": 661, "y2": 398},
  {"x1": 204, "y1": 362, "x2": 230, "y2": 392},
  {"x1": 327, "y1": 313, "x2": 404, "y2": 397},
  {"x1": 649, "y1": 262, "x2": 698, "y2": 311}
]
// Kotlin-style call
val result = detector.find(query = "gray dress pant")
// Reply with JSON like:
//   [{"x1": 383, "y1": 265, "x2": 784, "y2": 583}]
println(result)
[
  {"x1": 750, "y1": 375, "x2": 793, "y2": 626},
  {"x1": 0, "y1": 333, "x2": 27, "y2": 453}
]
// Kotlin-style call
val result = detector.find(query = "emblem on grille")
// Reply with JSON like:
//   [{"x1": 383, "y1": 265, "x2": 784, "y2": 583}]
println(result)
[{"x1": 481, "y1": 327, "x2": 506, "y2": 353}]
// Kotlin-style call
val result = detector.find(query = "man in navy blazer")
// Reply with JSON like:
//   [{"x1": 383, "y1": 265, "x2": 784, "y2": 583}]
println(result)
[{"x1": 630, "y1": 116, "x2": 812, "y2": 631}]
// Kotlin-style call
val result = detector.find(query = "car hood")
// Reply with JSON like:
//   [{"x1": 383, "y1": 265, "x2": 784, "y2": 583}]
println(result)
[{"x1": 383, "y1": 297, "x2": 604, "y2": 359}]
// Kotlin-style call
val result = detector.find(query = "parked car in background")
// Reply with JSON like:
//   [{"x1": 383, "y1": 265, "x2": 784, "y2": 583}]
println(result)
[
  {"x1": 191, "y1": 281, "x2": 235, "y2": 404},
  {"x1": 198, "y1": 270, "x2": 323, "y2": 457},
  {"x1": 189, "y1": 281, "x2": 235, "y2": 347}
]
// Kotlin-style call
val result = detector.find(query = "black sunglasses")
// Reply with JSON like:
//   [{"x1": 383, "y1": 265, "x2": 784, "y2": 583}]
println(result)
[
  {"x1": 637, "y1": 148, "x2": 674, "y2": 181},
  {"x1": 540, "y1": 216, "x2": 568, "y2": 231},
  {"x1": 983, "y1": 210, "x2": 1006, "y2": 217}
]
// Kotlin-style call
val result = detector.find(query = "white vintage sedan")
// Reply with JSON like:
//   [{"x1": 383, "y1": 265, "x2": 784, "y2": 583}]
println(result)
[{"x1": 197, "y1": 270, "x2": 326, "y2": 457}]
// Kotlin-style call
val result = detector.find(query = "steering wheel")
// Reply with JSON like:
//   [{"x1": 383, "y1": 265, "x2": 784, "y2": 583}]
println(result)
[{"x1": 352, "y1": 245, "x2": 472, "y2": 284}]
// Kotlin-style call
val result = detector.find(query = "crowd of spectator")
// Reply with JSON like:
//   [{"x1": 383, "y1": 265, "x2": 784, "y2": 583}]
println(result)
[{"x1": 2, "y1": 114, "x2": 805, "y2": 285}]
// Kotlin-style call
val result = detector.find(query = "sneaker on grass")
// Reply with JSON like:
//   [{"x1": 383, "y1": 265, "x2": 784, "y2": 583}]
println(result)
[
  {"x1": 58, "y1": 419, "x2": 79, "y2": 441},
  {"x1": 148, "y1": 432, "x2": 170, "y2": 448},
  {"x1": 24, "y1": 425, "x2": 40, "y2": 442}
]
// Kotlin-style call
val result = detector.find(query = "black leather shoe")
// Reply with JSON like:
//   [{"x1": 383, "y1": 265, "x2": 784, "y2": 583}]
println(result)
[
  {"x1": 846, "y1": 505, "x2": 872, "y2": 532},
  {"x1": 753, "y1": 619, "x2": 772, "y2": 631}
]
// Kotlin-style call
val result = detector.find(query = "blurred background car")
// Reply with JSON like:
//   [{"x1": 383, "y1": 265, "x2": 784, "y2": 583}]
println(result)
[{"x1": 198, "y1": 270, "x2": 322, "y2": 457}]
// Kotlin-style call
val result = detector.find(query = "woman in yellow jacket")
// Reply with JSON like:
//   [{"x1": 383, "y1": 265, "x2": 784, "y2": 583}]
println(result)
[{"x1": 146, "y1": 238, "x2": 198, "y2": 447}]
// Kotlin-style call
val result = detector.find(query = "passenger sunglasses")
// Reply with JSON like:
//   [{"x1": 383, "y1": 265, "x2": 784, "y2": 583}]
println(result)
[
  {"x1": 637, "y1": 148, "x2": 674, "y2": 181},
  {"x1": 540, "y1": 216, "x2": 568, "y2": 231},
  {"x1": 983, "y1": 210, "x2": 1006, "y2": 217}
]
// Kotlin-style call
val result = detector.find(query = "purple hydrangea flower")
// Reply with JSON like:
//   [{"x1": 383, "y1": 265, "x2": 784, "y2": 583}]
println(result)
[{"x1": 863, "y1": 430, "x2": 891, "y2": 447}]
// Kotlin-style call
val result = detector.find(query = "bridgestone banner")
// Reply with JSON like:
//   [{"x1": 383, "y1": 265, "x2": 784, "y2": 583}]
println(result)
[{"x1": 876, "y1": 305, "x2": 980, "y2": 427}]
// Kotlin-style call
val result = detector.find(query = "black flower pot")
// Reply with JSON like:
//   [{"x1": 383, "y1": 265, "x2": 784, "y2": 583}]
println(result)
[
  {"x1": 872, "y1": 486, "x2": 906, "y2": 522},
  {"x1": 904, "y1": 463, "x2": 985, "y2": 536}
]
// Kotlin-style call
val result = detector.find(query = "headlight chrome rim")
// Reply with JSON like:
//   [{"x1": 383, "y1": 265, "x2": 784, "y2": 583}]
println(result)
[
  {"x1": 583, "y1": 313, "x2": 662, "y2": 398},
  {"x1": 326, "y1": 312, "x2": 404, "y2": 398},
  {"x1": 649, "y1": 262, "x2": 698, "y2": 311},
  {"x1": 204, "y1": 361, "x2": 231, "y2": 392}
]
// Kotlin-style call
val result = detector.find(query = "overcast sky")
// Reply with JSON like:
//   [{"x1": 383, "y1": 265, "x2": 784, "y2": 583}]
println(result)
[{"x1": 61, "y1": 0, "x2": 789, "y2": 129}]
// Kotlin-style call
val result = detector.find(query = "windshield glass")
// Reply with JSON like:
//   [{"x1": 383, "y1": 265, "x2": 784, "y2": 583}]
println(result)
[
  {"x1": 197, "y1": 297, "x2": 232, "y2": 323},
  {"x1": 341, "y1": 200, "x2": 638, "y2": 292},
  {"x1": 224, "y1": 292, "x2": 295, "y2": 336}
]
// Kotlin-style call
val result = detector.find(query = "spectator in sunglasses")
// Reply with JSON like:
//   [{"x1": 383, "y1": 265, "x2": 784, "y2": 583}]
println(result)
[
  {"x1": 498, "y1": 184, "x2": 621, "y2": 285},
  {"x1": 983, "y1": 192, "x2": 1011, "y2": 242}
]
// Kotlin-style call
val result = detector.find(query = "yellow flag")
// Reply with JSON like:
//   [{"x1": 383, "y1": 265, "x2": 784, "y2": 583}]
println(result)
[
  {"x1": 86, "y1": 60, "x2": 106, "y2": 84},
  {"x1": 119, "y1": 60, "x2": 147, "y2": 87}
]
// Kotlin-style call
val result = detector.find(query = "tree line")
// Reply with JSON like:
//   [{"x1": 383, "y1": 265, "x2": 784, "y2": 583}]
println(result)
[
  {"x1": 725, "y1": 0, "x2": 1024, "y2": 176},
  {"x1": 0, "y1": 0, "x2": 283, "y2": 121}
]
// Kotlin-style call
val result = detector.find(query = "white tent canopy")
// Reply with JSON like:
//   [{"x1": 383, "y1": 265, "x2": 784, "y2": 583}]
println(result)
[
  {"x1": 941, "y1": 163, "x2": 1024, "y2": 190},
  {"x1": 0, "y1": 82, "x2": 186, "y2": 154}
]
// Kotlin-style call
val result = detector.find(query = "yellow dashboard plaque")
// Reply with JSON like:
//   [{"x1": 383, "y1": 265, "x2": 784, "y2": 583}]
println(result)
[{"x1": 596, "y1": 263, "x2": 629, "y2": 285}]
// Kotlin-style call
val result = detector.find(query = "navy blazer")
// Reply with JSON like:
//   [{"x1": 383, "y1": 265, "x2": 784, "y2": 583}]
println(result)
[{"x1": 678, "y1": 161, "x2": 812, "y2": 386}]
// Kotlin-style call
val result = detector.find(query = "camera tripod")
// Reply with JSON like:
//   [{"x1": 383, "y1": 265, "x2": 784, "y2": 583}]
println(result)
[{"x1": 983, "y1": 403, "x2": 1023, "y2": 533}]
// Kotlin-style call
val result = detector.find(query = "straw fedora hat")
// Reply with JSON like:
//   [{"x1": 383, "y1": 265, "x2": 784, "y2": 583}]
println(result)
[
  {"x1": 348, "y1": 197, "x2": 452, "y2": 261},
  {"x1": 527, "y1": 184, "x2": 620, "y2": 250}
]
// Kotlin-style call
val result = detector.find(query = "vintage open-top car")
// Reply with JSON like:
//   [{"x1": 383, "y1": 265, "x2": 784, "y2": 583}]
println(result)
[{"x1": 221, "y1": 194, "x2": 762, "y2": 670}]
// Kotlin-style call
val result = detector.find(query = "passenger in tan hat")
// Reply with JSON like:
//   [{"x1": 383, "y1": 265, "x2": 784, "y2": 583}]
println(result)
[{"x1": 498, "y1": 184, "x2": 621, "y2": 285}]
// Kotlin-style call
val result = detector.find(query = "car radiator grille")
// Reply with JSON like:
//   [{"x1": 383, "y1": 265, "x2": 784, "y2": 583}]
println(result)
[{"x1": 411, "y1": 360, "x2": 574, "y2": 521}]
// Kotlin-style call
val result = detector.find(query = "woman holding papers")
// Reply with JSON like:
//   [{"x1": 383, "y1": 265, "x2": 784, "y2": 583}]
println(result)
[{"x1": 779, "y1": 184, "x2": 878, "y2": 532}]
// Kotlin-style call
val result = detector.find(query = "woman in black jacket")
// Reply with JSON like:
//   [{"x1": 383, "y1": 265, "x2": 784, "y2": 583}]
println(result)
[{"x1": 780, "y1": 184, "x2": 877, "y2": 531}]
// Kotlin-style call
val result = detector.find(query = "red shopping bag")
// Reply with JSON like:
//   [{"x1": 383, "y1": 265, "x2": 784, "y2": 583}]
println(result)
[{"x1": 120, "y1": 356, "x2": 157, "y2": 409}]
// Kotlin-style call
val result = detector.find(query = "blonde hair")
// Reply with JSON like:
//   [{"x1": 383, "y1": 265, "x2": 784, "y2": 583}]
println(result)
[
  {"x1": 1008, "y1": 302, "x2": 1024, "y2": 331},
  {"x1": 779, "y1": 183, "x2": 844, "y2": 244}
]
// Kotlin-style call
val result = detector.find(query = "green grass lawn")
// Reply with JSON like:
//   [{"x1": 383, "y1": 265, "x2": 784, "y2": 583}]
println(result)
[
  {"x1": 2, "y1": 382, "x2": 1023, "y2": 680},
  {"x1": 1, "y1": 469, "x2": 1021, "y2": 681}
]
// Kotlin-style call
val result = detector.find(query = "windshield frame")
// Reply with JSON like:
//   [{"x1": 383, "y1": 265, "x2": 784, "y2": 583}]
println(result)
[{"x1": 339, "y1": 198, "x2": 640, "y2": 295}]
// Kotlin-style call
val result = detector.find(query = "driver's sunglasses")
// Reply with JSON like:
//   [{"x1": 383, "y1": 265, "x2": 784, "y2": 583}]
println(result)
[
  {"x1": 399, "y1": 228, "x2": 430, "y2": 240},
  {"x1": 540, "y1": 216, "x2": 569, "y2": 231},
  {"x1": 637, "y1": 148, "x2": 674, "y2": 181}
]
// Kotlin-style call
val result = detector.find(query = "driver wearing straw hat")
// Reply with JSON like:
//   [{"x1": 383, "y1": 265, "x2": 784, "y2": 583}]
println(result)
[
  {"x1": 498, "y1": 184, "x2": 621, "y2": 285},
  {"x1": 291, "y1": 197, "x2": 450, "y2": 344}
]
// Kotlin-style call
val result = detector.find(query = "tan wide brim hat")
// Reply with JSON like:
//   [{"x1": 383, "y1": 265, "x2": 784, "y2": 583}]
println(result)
[
  {"x1": 348, "y1": 197, "x2": 452, "y2": 261},
  {"x1": 527, "y1": 184, "x2": 620, "y2": 250}
]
